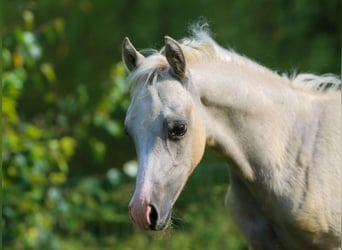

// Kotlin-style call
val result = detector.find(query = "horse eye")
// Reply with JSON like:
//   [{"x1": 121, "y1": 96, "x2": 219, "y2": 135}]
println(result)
[{"x1": 168, "y1": 122, "x2": 187, "y2": 139}]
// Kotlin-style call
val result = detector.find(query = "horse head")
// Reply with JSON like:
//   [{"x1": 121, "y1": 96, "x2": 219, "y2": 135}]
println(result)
[{"x1": 122, "y1": 37, "x2": 206, "y2": 230}]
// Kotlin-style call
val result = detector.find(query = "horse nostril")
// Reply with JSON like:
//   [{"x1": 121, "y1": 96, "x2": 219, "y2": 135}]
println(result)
[{"x1": 148, "y1": 205, "x2": 158, "y2": 230}]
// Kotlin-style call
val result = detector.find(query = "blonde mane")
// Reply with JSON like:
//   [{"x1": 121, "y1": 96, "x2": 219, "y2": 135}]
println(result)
[{"x1": 128, "y1": 26, "x2": 341, "y2": 94}]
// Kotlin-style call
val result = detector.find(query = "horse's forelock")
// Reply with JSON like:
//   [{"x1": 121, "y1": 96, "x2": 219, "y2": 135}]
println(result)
[{"x1": 127, "y1": 54, "x2": 168, "y2": 93}]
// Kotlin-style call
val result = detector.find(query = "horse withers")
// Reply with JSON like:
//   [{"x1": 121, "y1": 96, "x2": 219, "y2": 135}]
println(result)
[{"x1": 121, "y1": 27, "x2": 341, "y2": 249}]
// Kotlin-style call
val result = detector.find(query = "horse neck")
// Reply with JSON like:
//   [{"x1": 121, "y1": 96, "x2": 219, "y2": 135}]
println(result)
[{"x1": 190, "y1": 59, "x2": 316, "y2": 182}]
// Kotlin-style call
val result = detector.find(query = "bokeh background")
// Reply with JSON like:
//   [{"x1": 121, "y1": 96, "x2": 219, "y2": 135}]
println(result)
[{"x1": 2, "y1": 0, "x2": 340, "y2": 249}]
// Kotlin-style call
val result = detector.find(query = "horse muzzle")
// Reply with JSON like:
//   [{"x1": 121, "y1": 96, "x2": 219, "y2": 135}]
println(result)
[{"x1": 128, "y1": 201, "x2": 172, "y2": 230}]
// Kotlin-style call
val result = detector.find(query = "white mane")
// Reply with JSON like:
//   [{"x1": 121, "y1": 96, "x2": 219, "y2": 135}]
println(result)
[
  {"x1": 181, "y1": 26, "x2": 341, "y2": 93},
  {"x1": 128, "y1": 25, "x2": 341, "y2": 94}
]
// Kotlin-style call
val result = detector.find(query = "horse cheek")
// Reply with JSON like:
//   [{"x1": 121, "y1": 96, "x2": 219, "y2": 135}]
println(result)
[{"x1": 190, "y1": 112, "x2": 206, "y2": 174}]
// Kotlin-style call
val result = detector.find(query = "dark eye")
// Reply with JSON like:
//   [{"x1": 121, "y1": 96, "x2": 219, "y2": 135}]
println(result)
[{"x1": 168, "y1": 121, "x2": 187, "y2": 140}]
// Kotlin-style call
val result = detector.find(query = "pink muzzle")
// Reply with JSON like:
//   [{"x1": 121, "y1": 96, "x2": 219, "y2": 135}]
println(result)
[
  {"x1": 128, "y1": 179, "x2": 154, "y2": 229},
  {"x1": 128, "y1": 200, "x2": 152, "y2": 229}
]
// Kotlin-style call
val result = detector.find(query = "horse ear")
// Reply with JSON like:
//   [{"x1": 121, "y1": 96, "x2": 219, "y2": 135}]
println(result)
[
  {"x1": 164, "y1": 36, "x2": 186, "y2": 78},
  {"x1": 122, "y1": 37, "x2": 145, "y2": 72}
]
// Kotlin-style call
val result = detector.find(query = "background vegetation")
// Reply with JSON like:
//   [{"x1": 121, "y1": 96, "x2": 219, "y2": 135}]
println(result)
[{"x1": 2, "y1": 0, "x2": 340, "y2": 249}]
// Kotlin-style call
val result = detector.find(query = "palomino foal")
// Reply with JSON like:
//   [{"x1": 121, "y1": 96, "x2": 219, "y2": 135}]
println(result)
[{"x1": 122, "y1": 29, "x2": 341, "y2": 249}]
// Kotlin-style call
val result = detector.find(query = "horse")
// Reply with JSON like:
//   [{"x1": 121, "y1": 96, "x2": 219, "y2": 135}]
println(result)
[{"x1": 121, "y1": 27, "x2": 341, "y2": 249}]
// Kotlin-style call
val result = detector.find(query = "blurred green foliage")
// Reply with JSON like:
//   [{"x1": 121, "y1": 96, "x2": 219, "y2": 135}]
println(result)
[
  {"x1": 2, "y1": 0, "x2": 340, "y2": 249},
  {"x1": 2, "y1": 6, "x2": 133, "y2": 249}
]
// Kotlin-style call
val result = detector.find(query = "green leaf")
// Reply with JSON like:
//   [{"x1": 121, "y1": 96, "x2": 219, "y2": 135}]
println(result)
[
  {"x1": 105, "y1": 120, "x2": 121, "y2": 136},
  {"x1": 40, "y1": 62, "x2": 56, "y2": 83},
  {"x1": 2, "y1": 49, "x2": 12, "y2": 68},
  {"x1": 60, "y1": 136, "x2": 76, "y2": 157}
]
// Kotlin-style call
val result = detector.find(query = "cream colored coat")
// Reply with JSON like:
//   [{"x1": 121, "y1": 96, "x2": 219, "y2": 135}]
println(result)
[{"x1": 122, "y1": 27, "x2": 341, "y2": 249}]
